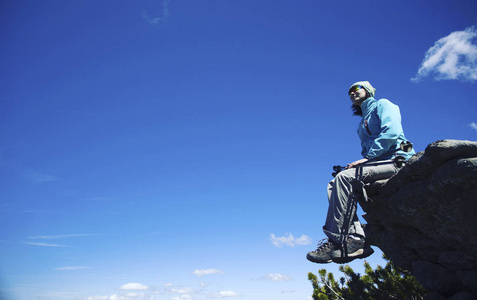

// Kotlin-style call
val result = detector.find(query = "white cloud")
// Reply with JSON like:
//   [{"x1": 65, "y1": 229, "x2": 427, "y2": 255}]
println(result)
[
  {"x1": 192, "y1": 269, "x2": 224, "y2": 277},
  {"x1": 118, "y1": 293, "x2": 145, "y2": 299},
  {"x1": 54, "y1": 266, "x2": 89, "y2": 271},
  {"x1": 81, "y1": 293, "x2": 145, "y2": 300},
  {"x1": 163, "y1": 283, "x2": 174, "y2": 287},
  {"x1": 208, "y1": 291, "x2": 239, "y2": 298},
  {"x1": 171, "y1": 296, "x2": 191, "y2": 300},
  {"x1": 412, "y1": 26, "x2": 477, "y2": 82},
  {"x1": 270, "y1": 233, "x2": 312, "y2": 248},
  {"x1": 262, "y1": 273, "x2": 292, "y2": 282},
  {"x1": 470, "y1": 122, "x2": 477, "y2": 132},
  {"x1": 170, "y1": 287, "x2": 195, "y2": 294},
  {"x1": 142, "y1": 0, "x2": 171, "y2": 25},
  {"x1": 118, "y1": 283, "x2": 149, "y2": 290}
]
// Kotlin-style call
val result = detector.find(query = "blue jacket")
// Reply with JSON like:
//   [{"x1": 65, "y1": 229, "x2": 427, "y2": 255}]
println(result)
[{"x1": 358, "y1": 97, "x2": 415, "y2": 161}]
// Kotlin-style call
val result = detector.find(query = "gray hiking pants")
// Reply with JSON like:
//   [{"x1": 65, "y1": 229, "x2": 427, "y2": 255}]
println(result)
[{"x1": 323, "y1": 160, "x2": 399, "y2": 244}]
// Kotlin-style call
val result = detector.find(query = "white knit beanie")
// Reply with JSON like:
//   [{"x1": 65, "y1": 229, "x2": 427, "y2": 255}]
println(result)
[{"x1": 349, "y1": 81, "x2": 376, "y2": 97}]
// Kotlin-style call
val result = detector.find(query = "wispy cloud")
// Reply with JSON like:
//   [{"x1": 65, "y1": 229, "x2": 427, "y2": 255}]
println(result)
[
  {"x1": 270, "y1": 233, "x2": 312, "y2": 248},
  {"x1": 28, "y1": 234, "x2": 99, "y2": 240},
  {"x1": 0, "y1": 208, "x2": 57, "y2": 214},
  {"x1": 191, "y1": 269, "x2": 224, "y2": 277},
  {"x1": 87, "y1": 196, "x2": 116, "y2": 202},
  {"x1": 142, "y1": 0, "x2": 171, "y2": 25},
  {"x1": 119, "y1": 283, "x2": 149, "y2": 290},
  {"x1": 261, "y1": 273, "x2": 293, "y2": 282},
  {"x1": 54, "y1": 266, "x2": 90, "y2": 271},
  {"x1": 470, "y1": 122, "x2": 477, "y2": 132},
  {"x1": 412, "y1": 26, "x2": 477, "y2": 82},
  {"x1": 24, "y1": 234, "x2": 99, "y2": 247},
  {"x1": 25, "y1": 171, "x2": 58, "y2": 184},
  {"x1": 24, "y1": 242, "x2": 71, "y2": 247}
]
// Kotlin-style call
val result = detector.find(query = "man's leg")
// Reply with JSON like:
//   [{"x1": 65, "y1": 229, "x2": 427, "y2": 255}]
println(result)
[
  {"x1": 324, "y1": 160, "x2": 398, "y2": 242},
  {"x1": 323, "y1": 168, "x2": 363, "y2": 244},
  {"x1": 307, "y1": 160, "x2": 398, "y2": 263}
]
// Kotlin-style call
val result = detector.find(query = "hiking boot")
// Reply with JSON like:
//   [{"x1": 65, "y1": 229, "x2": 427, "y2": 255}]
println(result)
[
  {"x1": 306, "y1": 236, "x2": 374, "y2": 264},
  {"x1": 332, "y1": 236, "x2": 374, "y2": 264},
  {"x1": 306, "y1": 239, "x2": 341, "y2": 263}
]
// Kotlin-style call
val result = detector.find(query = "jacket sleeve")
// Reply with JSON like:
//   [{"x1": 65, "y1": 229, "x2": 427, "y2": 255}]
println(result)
[{"x1": 365, "y1": 100, "x2": 403, "y2": 159}]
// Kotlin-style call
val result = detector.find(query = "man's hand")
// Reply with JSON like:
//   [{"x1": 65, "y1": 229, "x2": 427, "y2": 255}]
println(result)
[{"x1": 347, "y1": 158, "x2": 369, "y2": 169}]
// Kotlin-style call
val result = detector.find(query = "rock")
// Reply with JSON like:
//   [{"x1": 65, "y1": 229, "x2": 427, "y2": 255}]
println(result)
[
  {"x1": 361, "y1": 140, "x2": 477, "y2": 299},
  {"x1": 446, "y1": 292, "x2": 475, "y2": 300}
]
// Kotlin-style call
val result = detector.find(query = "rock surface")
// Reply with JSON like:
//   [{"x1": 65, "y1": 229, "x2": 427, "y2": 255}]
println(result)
[{"x1": 362, "y1": 140, "x2": 477, "y2": 300}]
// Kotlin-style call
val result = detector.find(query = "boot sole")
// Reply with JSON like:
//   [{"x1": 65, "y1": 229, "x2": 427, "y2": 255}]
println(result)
[
  {"x1": 332, "y1": 247, "x2": 374, "y2": 264},
  {"x1": 306, "y1": 253, "x2": 332, "y2": 264}
]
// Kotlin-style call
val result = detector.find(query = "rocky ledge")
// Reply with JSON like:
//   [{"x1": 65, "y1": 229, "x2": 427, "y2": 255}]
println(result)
[{"x1": 362, "y1": 139, "x2": 477, "y2": 300}]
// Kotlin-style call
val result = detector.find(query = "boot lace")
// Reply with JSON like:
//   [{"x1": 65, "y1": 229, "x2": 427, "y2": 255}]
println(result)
[{"x1": 312, "y1": 238, "x2": 333, "y2": 253}]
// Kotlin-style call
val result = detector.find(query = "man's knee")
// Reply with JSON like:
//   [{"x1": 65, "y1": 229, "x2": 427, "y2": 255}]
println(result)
[{"x1": 334, "y1": 168, "x2": 356, "y2": 183}]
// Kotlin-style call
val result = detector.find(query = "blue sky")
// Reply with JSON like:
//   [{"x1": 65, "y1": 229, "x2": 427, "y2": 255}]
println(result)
[{"x1": 1, "y1": 0, "x2": 476, "y2": 299}]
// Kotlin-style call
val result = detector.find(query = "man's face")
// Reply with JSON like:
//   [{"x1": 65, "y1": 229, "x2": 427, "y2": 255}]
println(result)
[{"x1": 349, "y1": 86, "x2": 367, "y2": 106}]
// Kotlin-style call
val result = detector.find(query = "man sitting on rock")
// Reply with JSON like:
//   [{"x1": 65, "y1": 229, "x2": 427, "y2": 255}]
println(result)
[{"x1": 306, "y1": 81, "x2": 415, "y2": 264}]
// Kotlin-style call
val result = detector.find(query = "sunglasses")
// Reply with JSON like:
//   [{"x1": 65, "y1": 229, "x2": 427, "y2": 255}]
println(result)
[{"x1": 348, "y1": 85, "x2": 364, "y2": 95}]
